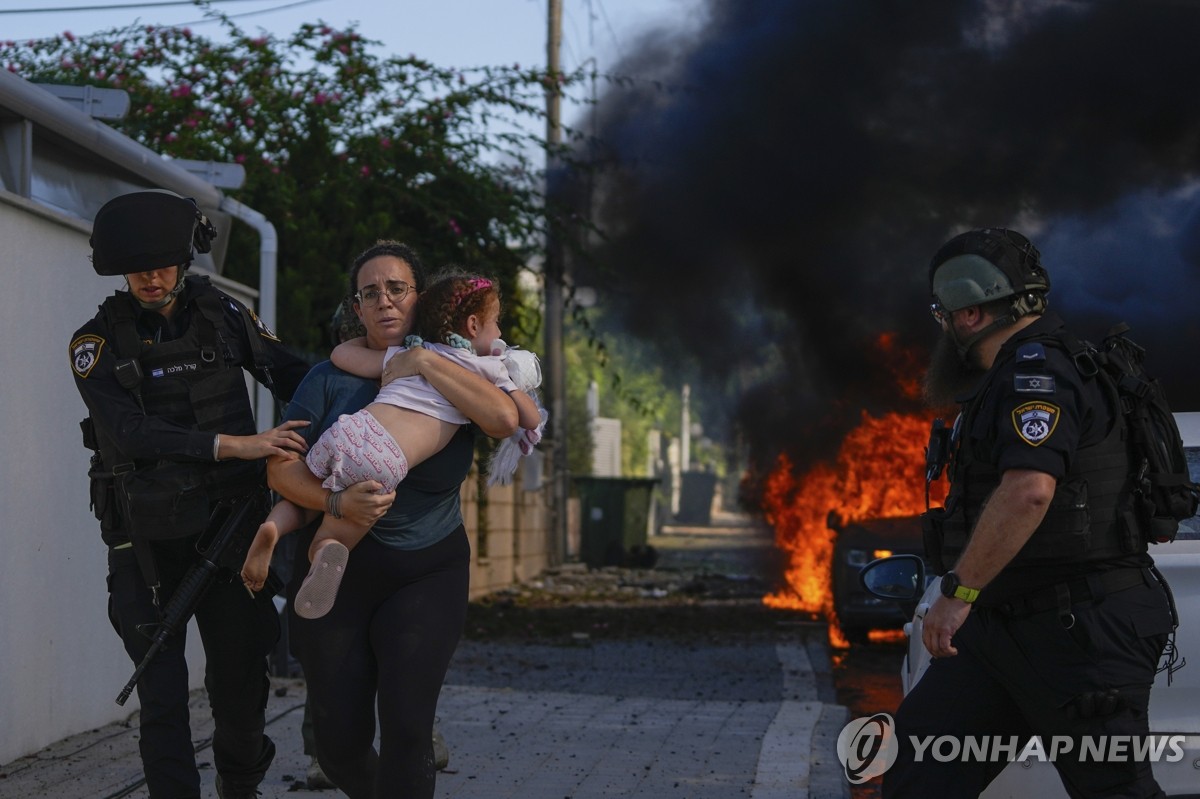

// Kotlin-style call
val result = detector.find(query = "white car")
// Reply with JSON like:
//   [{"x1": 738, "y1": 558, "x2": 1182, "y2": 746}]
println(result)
[{"x1": 862, "y1": 412, "x2": 1200, "y2": 797}]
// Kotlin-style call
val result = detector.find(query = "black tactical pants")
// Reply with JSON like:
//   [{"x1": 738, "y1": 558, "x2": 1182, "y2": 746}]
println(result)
[
  {"x1": 108, "y1": 537, "x2": 279, "y2": 798},
  {"x1": 884, "y1": 574, "x2": 1173, "y2": 799}
]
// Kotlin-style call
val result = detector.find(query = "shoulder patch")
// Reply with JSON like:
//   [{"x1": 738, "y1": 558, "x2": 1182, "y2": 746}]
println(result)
[
  {"x1": 70, "y1": 334, "x2": 105, "y2": 379},
  {"x1": 1014, "y1": 374, "x2": 1056, "y2": 394},
  {"x1": 1016, "y1": 342, "x2": 1046, "y2": 363},
  {"x1": 248, "y1": 308, "x2": 280, "y2": 342},
  {"x1": 1012, "y1": 401, "x2": 1060, "y2": 446}
]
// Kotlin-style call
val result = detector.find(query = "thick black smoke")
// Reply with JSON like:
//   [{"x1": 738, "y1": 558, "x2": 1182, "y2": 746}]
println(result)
[{"x1": 568, "y1": 0, "x2": 1200, "y2": 483}]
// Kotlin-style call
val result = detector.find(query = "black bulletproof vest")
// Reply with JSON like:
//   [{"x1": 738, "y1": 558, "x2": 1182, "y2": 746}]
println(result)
[
  {"x1": 939, "y1": 342, "x2": 1144, "y2": 567},
  {"x1": 96, "y1": 281, "x2": 264, "y2": 505}
]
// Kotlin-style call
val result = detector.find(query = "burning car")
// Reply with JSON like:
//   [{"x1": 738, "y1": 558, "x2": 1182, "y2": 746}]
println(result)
[
  {"x1": 828, "y1": 512, "x2": 925, "y2": 643},
  {"x1": 860, "y1": 411, "x2": 1200, "y2": 797}
]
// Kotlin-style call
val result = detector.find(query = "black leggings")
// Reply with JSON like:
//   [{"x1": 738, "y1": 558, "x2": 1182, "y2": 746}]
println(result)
[{"x1": 289, "y1": 526, "x2": 470, "y2": 799}]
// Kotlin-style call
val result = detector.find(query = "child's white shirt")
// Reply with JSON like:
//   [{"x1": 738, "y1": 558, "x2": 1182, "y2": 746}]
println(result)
[{"x1": 373, "y1": 342, "x2": 517, "y2": 424}]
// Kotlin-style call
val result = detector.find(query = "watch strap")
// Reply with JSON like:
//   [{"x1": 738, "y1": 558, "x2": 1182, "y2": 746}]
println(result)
[{"x1": 953, "y1": 583, "x2": 980, "y2": 604}]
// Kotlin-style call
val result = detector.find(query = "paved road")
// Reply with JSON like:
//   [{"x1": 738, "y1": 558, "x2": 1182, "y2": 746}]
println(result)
[{"x1": 0, "y1": 515, "x2": 853, "y2": 798}]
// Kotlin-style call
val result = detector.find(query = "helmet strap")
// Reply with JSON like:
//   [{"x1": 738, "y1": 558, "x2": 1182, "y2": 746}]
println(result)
[
  {"x1": 951, "y1": 291, "x2": 1045, "y2": 360},
  {"x1": 952, "y1": 314, "x2": 1013, "y2": 360},
  {"x1": 129, "y1": 267, "x2": 188, "y2": 310}
]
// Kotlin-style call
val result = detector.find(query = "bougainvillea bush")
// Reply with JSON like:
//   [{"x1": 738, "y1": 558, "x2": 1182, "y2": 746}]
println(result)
[{"x1": 3, "y1": 15, "x2": 582, "y2": 353}]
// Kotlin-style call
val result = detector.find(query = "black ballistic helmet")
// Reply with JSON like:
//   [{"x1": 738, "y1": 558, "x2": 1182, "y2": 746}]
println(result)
[
  {"x1": 89, "y1": 190, "x2": 217, "y2": 276},
  {"x1": 929, "y1": 228, "x2": 1050, "y2": 315}
]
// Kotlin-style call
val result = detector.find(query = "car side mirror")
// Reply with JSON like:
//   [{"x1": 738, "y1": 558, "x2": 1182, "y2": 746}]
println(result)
[{"x1": 860, "y1": 554, "x2": 926, "y2": 602}]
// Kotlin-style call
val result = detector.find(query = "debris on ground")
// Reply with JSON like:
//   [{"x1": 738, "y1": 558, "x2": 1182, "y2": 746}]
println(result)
[{"x1": 465, "y1": 562, "x2": 820, "y2": 643}]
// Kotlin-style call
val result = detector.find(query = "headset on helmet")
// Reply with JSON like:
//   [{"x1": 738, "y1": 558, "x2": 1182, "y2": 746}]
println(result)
[
  {"x1": 89, "y1": 190, "x2": 217, "y2": 277},
  {"x1": 929, "y1": 228, "x2": 1050, "y2": 318}
]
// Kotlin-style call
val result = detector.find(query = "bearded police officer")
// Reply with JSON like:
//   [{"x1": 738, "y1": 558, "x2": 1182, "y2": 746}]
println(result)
[
  {"x1": 886, "y1": 229, "x2": 1177, "y2": 798},
  {"x1": 70, "y1": 190, "x2": 312, "y2": 799}
]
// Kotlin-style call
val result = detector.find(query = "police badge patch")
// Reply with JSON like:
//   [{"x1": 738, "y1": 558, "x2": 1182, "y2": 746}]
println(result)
[
  {"x1": 70, "y1": 334, "x2": 105, "y2": 378},
  {"x1": 1012, "y1": 401, "x2": 1060, "y2": 446},
  {"x1": 247, "y1": 308, "x2": 280, "y2": 341}
]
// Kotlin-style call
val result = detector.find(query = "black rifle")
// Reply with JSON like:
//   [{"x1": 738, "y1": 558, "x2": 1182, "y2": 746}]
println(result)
[{"x1": 116, "y1": 488, "x2": 271, "y2": 706}]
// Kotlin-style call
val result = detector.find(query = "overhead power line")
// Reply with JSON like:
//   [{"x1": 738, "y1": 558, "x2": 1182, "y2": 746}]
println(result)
[{"x1": 0, "y1": 0, "x2": 272, "y2": 14}]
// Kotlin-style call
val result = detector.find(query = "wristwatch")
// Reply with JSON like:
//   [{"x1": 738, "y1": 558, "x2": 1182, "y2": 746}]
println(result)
[{"x1": 941, "y1": 570, "x2": 980, "y2": 604}]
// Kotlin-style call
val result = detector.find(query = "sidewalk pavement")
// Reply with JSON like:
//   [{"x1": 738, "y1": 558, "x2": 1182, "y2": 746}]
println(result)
[{"x1": 0, "y1": 515, "x2": 852, "y2": 799}]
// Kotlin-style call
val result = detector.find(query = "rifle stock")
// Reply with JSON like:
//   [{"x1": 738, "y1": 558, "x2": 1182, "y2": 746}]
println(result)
[{"x1": 116, "y1": 488, "x2": 270, "y2": 706}]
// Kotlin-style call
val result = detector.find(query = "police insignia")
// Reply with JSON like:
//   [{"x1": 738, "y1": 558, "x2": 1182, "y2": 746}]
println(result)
[
  {"x1": 1014, "y1": 374, "x2": 1056, "y2": 394},
  {"x1": 249, "y1": 309, "x2": 280, "y2": 341},
  {"x1": 1012, "y1": 401, "x2": 1060, "y2": 446},
  {"x1": 70, "y1": 334, "x2": 105, "y2": 378}
]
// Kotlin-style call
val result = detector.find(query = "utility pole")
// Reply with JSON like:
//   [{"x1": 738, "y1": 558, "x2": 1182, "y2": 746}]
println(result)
[{"x1": 543, "y1": 0, "x2": 569, "y2": 565}]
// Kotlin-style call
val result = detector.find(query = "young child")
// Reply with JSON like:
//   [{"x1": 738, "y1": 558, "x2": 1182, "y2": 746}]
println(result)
[{"x1": 240, "y1": 270, "x2": 546, "y2": 618}]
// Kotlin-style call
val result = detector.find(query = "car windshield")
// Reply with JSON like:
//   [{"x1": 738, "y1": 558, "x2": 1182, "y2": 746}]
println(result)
[{"x1": 1179, "y1": 446, "x2": 1200, "y2": 540}]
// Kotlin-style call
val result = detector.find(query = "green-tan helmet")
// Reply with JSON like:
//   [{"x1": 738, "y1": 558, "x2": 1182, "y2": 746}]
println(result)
[{"x1": 929, "y1": 228, "x2": 1050, "y2": 317}]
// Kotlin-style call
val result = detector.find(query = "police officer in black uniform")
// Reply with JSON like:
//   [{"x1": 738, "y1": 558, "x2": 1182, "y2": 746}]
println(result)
[
  {"x1": 886, "y1": 229, "x2": 1177, "y2": 798},
  {"x1": 69, "y1": 190, "x2": 312, "y2": 799}
]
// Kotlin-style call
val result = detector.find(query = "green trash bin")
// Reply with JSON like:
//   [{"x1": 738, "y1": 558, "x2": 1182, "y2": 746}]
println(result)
[{"x1": 574, "y1": 477, "x2": 660, "y2": 569}]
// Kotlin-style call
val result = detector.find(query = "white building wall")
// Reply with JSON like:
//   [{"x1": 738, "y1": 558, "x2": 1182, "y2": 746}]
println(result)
[
  {"x1": 590, "y1": 417, "x2": 622, "y2": 476},
  {"x1": 0, "y1": 194, "x2": 208, "y2": 765}
]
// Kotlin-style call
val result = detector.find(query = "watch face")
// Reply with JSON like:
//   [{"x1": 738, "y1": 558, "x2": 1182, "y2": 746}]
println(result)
[{"x1": 941, "y1": 572, "x2": 958, "y2": 597}]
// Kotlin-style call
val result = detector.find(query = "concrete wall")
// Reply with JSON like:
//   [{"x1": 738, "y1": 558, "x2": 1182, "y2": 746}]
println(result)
[
  {"x1": 463, "y1": 468, "x2": 553, "y2": 598},
  {"x1": 0, "y1": 193, "x2": 210, "y2": 765},
  {"x1": 0, "y1": 190, "x2": 554, "y2": 766}
]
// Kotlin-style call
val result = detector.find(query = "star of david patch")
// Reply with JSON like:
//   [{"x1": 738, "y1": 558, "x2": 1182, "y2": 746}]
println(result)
[
  {"x1": 1014, "y1": 374, "x2": 1056, "y2": 394},
  {"x1": 1012, "y1": 401, "x2": 1060, "y2": 446},
  {"x1": 70, "y1": 334, "x2": 105, "y2": 378}
]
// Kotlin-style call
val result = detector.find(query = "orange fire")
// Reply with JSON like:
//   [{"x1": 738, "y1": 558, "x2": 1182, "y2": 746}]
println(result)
[{"x1": 762, "y1": 409, "x2": 949, "y2": 647}]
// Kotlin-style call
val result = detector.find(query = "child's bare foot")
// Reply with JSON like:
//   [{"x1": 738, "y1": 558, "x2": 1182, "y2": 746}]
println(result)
[
  {"x1": 294, "y1": 540, "x2": 350, "y2": 619},
  {"x1": 240, "y1": 521, "x2": 279, "y2": 593}
]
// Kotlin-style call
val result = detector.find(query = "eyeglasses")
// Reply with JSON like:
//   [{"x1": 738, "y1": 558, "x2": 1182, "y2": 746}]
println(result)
[
  {"x1": 355, "y1": 281, "x2": 414, "y2": 307},
  {"x1": 929, "y1": 302, "x2": 950, "y2": 325}
]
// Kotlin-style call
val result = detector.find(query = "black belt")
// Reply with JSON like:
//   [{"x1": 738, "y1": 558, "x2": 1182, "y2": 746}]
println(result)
[{"x1": 988, "y1": 567, "x2": 1147, "y2": 617}]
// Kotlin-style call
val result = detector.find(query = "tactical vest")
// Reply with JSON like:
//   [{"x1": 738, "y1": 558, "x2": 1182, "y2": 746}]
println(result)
[
  {"x1": 90, "y1": 279, "x2": 266, "y2": 539},
  {"x1": 936, "y1": 339, "x2": 1144, "y2": 568}
]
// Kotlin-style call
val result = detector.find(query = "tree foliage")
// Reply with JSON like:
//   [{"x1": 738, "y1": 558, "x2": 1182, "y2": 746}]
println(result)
[
  {"x1": 3, "y1": 13, "x2": 732, "y2": 481},
  {"x1": 2, "y1": 14, "x2": 580, "y2": 354}
]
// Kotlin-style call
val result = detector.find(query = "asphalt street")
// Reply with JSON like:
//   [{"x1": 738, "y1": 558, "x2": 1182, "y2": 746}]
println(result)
[{"x1": 0, "y1": 513, "x2": 853, "y2": 798}]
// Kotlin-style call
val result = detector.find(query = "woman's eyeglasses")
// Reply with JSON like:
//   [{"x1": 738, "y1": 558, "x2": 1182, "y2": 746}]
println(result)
[{"x1": 356, "y1": 282, "x2": 413, "y2": 307}]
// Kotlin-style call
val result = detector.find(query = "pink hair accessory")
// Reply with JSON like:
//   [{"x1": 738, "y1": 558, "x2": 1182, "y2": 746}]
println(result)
[{"x1": 450, "y1": 276, "x2": 496, "y2": 309}]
